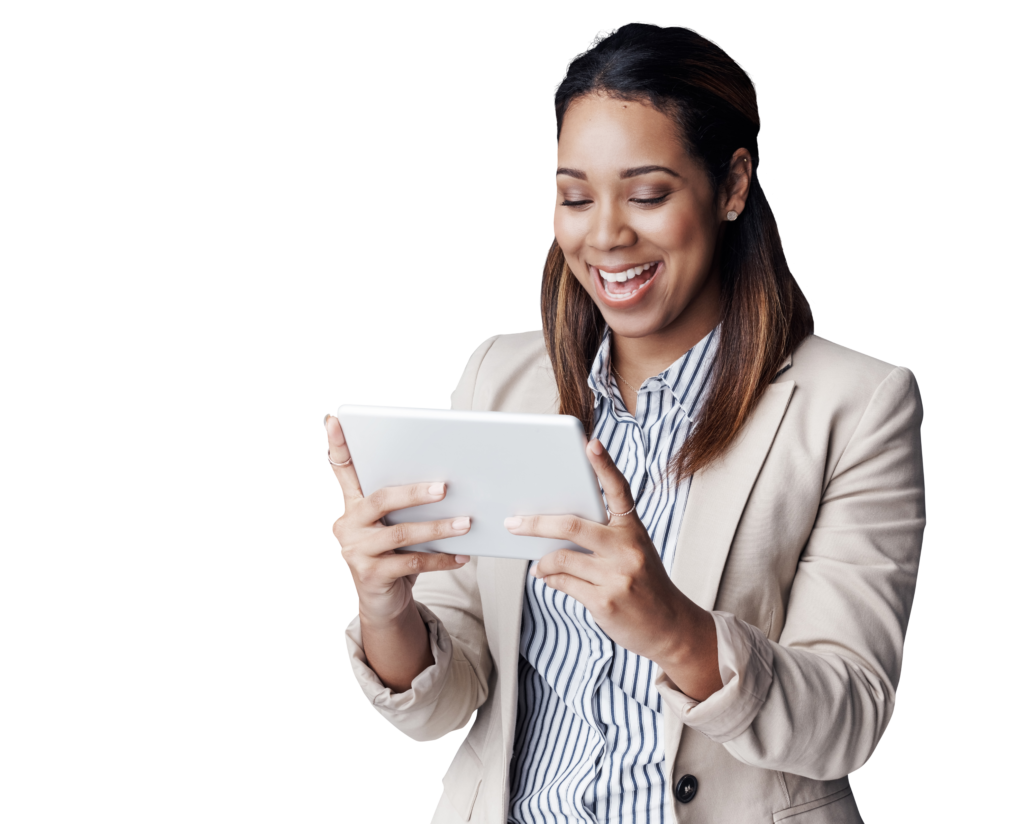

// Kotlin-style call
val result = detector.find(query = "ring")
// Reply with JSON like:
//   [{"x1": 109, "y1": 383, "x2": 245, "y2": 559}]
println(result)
[
  {"x1": 328, "y1": 449, "x2": 352, "y2": 468},
  {"x1": 606, "y1": 502, "x2": 636, "y2": 519}
]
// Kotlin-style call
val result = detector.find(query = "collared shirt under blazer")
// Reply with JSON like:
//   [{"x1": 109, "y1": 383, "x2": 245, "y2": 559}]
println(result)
[
  {"x1": 509, "y1": 326, "x2": 720, "y2": 823},
  {"x1": 345, "y1": 332, "x2": 925, "y2": 824}
]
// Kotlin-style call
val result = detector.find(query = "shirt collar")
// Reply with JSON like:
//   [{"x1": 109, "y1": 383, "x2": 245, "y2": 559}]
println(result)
[
  {"x1": 587, "y1": 331, "x2": 617, "y2": 405},
  {"x1": 587, "y1": 324, "x2": 721, "y2": 419}
]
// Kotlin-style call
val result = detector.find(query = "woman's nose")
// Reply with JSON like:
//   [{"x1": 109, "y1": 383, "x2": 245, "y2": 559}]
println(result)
[{"x1": 588, "y1": 201, "x2": 637, "y2": 251}]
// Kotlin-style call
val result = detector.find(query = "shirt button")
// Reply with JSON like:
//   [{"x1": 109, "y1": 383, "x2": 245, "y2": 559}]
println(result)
[{"x1": 674, "y1": 774, "x2": 698, "y2": 804}]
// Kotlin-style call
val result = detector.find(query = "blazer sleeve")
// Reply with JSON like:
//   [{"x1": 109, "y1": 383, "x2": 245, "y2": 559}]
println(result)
[
  {"x1": 661, "y1": 365, "x2": 925, "y2": 779},
  {"x1": 344, "y1": 337, "x2": 499, "y2": 742}
]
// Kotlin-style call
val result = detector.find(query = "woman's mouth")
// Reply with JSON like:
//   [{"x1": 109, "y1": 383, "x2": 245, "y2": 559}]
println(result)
[{"x1": 592, "y1": 261, "x2": 661, "y2": 302}]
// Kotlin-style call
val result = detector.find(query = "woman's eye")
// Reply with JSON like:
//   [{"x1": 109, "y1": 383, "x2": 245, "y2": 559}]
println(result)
[{"x1": 557, "y1": 192, "x2": 667, "y2": 205}]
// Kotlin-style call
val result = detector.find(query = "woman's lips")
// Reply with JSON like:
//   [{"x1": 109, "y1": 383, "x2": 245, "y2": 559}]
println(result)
[{"x1": 591, "y1": 262, "x2": 662, "y2": 306}]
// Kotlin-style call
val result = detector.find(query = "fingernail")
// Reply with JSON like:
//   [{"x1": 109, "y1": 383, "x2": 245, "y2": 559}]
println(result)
[
  {"x1": 504, "y1": 516, "x2": 522, "y2": 529},
  {"x1": 454, "y1": 554, "x2": 470, "y2": 564},
  {"x1": 452, "y1": 517, "x2": 470, "y2": 530},
  {"x1": 324, "y1": 414, "x2": 330, "y2": 428},
  {"x1": 589, "y1": 439, "x2": 604, "y2": 455},
  {"x1": 428, "y1": 483, "x2": 445, "y2": 496}
]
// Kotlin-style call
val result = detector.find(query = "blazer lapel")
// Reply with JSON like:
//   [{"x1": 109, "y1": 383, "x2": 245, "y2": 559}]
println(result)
[
  {"x1": 476, "y1": 556, "x2": 529, "y2": 764},
  {"x1": 670, "y1": 378, "x2": 796, "y2": 609},
  {"x1": 477, "y1": 556, "x2": 529, "y2": 673}
]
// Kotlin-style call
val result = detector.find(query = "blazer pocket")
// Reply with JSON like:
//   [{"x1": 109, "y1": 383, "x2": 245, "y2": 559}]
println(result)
[
  {"x1": 442, "y1": 740, "x2": 484, "y2": 822},
  {"x1": 773, "y1": 787, "x2": 858, "y2": 823}
]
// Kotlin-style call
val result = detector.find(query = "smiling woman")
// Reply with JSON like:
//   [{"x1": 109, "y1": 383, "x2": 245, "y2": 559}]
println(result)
[
  {"x1": 554, "y1": 103, "x2": 727, "y2": 328},
  {"x1": 327, "y1": 22, "x2": 924, "y2": 824},
  {"x1": 544, "y1": 54, "x2": 812, "y2": 471}
]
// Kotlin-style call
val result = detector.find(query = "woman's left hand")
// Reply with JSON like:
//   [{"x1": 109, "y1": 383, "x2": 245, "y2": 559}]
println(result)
[{"x1": 505, "y1": 438, "x2": 724, "y2": 701}]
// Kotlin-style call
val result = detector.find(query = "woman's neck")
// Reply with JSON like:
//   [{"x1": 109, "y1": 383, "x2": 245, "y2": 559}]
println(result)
[{"x1": 610, "y1": 305, "x2": 724, "y2": 388}]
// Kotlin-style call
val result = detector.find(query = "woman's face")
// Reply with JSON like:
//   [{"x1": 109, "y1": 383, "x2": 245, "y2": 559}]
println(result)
[{"x1": 554, "y1": 93, "x2": 730, "y2": 342}]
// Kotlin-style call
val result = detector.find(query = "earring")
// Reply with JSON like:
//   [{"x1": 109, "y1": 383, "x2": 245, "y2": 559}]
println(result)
[{"x1": 726, "y1": 210, "x2": 738, "y2": 221}]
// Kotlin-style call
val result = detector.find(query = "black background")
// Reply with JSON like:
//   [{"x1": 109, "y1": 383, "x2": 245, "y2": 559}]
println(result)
[{"x1": 292, "y1": 16, "x2": 925, "y2": 818}]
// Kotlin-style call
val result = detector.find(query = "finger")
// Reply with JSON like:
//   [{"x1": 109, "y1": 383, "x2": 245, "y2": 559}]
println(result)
[
  {"x1": 533, "y1": 546, "x2": 599, "y2": 583},
  {"x1": 326, "y1": 415, "x2": 364, "y2": 500},
  {"x1": 535, "y1": 571, "x2": 600, "y2": 606},
  {"x1": 374, "y1": 551, "x2": 470, "y2": 581},
  {"x1": 586, "y1": 438, "x2": 635, "y2": 523},
  {"x1": 504, "y1": 513, "x2": 604, "y2": 552},
  {"x1": 361, "y1": 481, "x2": 448, "y2": 522},
  {"x1": 365, "y1": 517, "x2": 472, "y2": 556}
]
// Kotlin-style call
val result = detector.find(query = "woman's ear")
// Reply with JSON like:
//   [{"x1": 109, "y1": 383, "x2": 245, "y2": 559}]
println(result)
[{"x1": 719, "y1": 148, "x2": 753, "y2": 220}]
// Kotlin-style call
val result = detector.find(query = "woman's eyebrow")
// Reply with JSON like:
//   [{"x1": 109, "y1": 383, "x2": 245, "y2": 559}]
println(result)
[
  {"x1": 555, "y1": 165, "x2": 681, "y2": 180},
  {"x1": 556, "y1": 168, "x2": 587, "y2": 180}
]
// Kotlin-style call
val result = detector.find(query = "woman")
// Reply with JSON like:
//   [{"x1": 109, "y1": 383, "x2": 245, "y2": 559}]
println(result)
[{"x1": 326, "y1": 24, "x2": 924, "y2": 824}]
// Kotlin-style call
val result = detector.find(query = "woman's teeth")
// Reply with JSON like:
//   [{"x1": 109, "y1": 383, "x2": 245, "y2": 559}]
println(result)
[
  {"x1": 598, "y1": 262, "x2": 655, "y2": 282},
  {"x1": 595, "y1": 262, "x2": 658, "y2": 301}
]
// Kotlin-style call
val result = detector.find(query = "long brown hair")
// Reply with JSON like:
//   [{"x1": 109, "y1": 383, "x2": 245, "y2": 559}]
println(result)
[{"x1": 541, "y1": 24, "x2": 813, "y2": 479}]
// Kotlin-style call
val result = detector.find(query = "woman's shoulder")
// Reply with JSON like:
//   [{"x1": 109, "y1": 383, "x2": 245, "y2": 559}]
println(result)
[
  {"x1": 784, "y1": 334, "x2": 922, "y2": 436},
  {"x1": 789, "y1": 333, "x2": 897, "y2": 376},
  {"x1": 450, "y1": 331, "x2": 557, "y2": 413}
]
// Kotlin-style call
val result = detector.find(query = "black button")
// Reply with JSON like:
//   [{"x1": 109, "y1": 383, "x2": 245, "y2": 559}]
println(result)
[{"x1": 674, "y1": 774, "x2": 698, "y2": 804}]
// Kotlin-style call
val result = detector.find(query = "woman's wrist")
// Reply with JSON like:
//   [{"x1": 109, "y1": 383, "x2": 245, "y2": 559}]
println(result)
[
  {"x1": 653, "y1": 598, "x2": 723, "y2": 701},
  {"x1": 358, "y1": 594, "x2": 418, "y2": 632},
  {"x1": 360, "y1": 598, "x2": 434, "y2": 693}
]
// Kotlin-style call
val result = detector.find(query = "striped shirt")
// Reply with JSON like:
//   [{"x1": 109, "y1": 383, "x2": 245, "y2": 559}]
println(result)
[{"x1": 508, "y1": 324, "x2": 720, "y2": 824}]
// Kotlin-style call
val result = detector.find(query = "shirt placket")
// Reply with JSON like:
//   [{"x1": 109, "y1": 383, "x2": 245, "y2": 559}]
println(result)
[{"x1": 632, "y1": 381, "x2": 670, "y2": 519}]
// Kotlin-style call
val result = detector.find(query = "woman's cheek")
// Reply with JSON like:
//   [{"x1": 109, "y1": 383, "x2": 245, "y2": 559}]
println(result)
[
  {"x1": 551, "y1": 214, "x2": 588, "y2": 289},
  {"x1": 552, "y1": 211, "x2": 577, "y2": 250},
  {"x1": 645, "y1": 207, "x2": 701, "y2": 253},
  {"x1": 562, "y1": 258, "x2": 593, "y2": 300}
]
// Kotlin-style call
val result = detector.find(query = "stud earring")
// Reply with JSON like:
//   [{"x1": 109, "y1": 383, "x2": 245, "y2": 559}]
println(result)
[{"x1": 726, "y1": 210, "x2": 738, "y2": 221}]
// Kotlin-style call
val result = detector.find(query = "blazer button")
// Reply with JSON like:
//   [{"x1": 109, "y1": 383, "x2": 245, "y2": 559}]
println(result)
[{"x1": 674, "y1": 774, "x2": 698, "y2": 804}]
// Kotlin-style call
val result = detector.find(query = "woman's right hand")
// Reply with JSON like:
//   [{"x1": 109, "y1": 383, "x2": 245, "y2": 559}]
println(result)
[{"x1": 326, "y1": 414, "x2": 471, "y2": 628}]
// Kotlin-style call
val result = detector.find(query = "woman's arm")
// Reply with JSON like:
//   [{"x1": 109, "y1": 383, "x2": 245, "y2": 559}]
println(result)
[
  {"x1": 662, "y1": 366, "x2": 925, "y2": 778},
  {"x1": 346, "y1": 557, "x2": 492, "y2": 742},
  {"x1": 358, "y1": 599, "x2": 433, "y2": 693},
  {"x1": 341, "y1": 337, "x2": 499, "y2": 741}
]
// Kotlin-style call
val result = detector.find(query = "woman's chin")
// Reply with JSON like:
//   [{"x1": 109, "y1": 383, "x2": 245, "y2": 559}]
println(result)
[{"x1": 602, "y1": 316, "x2": 668, "y2": 341}]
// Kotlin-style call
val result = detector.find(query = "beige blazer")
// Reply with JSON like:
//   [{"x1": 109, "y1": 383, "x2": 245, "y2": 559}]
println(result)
[{"x1": 346, "y1": 331, "x2": 925, "y2": 824}]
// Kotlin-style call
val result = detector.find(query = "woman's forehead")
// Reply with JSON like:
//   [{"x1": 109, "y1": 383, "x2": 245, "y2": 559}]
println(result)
[{"x1": 557, "y1": 94, "x2": 688, "y2": 174}]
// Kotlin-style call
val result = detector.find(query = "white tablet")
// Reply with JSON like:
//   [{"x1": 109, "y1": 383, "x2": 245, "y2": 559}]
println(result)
[{"x1": 336, "y1": 405, "x2": 608, "y2": 560}]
